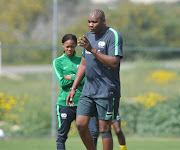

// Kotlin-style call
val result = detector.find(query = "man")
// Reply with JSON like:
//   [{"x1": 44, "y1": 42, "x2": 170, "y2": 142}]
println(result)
[{"x1": 66, "y1": 9, "x2": 127, "y2": 150}]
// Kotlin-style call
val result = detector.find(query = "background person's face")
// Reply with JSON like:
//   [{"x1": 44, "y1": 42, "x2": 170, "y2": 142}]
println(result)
[
  {"x1": 88, "y1": 14, "x2": 104, "y2": 35},
  {"x1": 62, "y1": 39, "x2": 76, "y2": 57}
]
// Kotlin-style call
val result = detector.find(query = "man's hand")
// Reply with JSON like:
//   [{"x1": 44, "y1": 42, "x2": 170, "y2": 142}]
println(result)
[
  {"x1": 78, "y1": 35, "x2": 93, "y2": 52},
  {"x1": 66, "y1": 90, "x2": 76, "y2": 107}
]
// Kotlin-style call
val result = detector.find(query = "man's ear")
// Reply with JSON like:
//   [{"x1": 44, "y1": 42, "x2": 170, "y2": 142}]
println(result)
[{"x1": 103, "y1": 18, "x2": 106, "y2": 24}]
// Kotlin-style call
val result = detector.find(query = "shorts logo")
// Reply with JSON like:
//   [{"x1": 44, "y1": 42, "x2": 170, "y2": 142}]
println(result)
[
  {"x1": 61, "y1": 113, "x2": 67, "y2": 119},
  {"x1": 98, "y1": 41, "x2": 105, "y2": 48},
  {"x1": 110, "y1": 92, "x2": 113, "y2": 95},
  {"x1": 106, "y1": 112, "x2": 112, "y2": 118},
  {"x1": 116, "y1": 115, "x2": 120, "y2": 120},
  {"x1": 77, "y1": 65, "x2": 79, "y2": 68}
]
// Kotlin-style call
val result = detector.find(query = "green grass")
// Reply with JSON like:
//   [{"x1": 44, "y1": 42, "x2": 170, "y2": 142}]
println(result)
[
  {"x1": 0, "y1": 136, "x2": 180, "y2": 150},
  {"x1": 0, "y1": 60, "x2": 179, "y2": 136},
  {"x1": 120, "y1": 60, "x2": 180, "y2": 97}
]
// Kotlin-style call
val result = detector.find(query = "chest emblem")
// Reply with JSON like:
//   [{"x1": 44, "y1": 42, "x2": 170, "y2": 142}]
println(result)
[{"x1": 98, "y1": 41, "x2": 105, "y2": 48}]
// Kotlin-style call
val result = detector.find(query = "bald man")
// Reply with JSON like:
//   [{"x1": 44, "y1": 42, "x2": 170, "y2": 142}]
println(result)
[{"x1": 66, "y1": 9, "x2": 127, "y2": 150}]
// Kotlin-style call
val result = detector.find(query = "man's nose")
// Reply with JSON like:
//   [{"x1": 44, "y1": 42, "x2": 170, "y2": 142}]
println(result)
[{"x1": 89, "y1": 22, "x2": 93, "y2": 27}]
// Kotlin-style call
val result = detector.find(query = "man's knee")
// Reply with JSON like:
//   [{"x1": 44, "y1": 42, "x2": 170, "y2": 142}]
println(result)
[
  {"x1": 101, "y1": 130, "x2": 112, "y2": 139},
  {"x1": 116, "y1": 129, "x2": 123, "y2": 137},
  {"x1": 76, "y1": 121, "x2": 84, "y2": 131},
  {"x1": 76, "y1": 115, "x2": 90, "y2": 131},
  {"x1": 76, "y1": 120, "x2": 88, "y2": 132}
]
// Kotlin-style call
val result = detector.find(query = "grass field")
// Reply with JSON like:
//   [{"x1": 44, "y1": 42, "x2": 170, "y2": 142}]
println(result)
[
  {"x1": 0, "y1": 136, "x2": 180, "y2": 150},
  {"x1": 0, "y1": 59, "x2": 180, "y2": 137}
]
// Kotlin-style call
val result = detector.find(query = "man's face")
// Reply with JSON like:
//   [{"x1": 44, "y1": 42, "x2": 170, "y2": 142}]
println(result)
[{"x1": 88, "y1": 14, "x2": 104, "y2": 35}]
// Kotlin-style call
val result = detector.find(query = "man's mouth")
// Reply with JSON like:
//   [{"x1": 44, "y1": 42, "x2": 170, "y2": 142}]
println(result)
[{"x1": 90, "y1": 28, "x2": 94, "y2": 32}]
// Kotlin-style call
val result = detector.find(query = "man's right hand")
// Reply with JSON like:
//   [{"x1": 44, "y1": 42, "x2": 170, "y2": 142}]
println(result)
[{"x1": 66, "y1": 90, "x2": 76, "y2": 107}]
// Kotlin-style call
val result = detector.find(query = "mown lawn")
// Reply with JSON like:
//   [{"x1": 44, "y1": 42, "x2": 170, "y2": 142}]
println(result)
[{"x1": 0, "y1": 136, "x2": 180, "y2": 150}]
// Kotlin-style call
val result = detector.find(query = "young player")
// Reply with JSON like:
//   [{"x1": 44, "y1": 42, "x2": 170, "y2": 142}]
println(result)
[{"x1": 53, "y1": 34, "x2": 98, "y2": 150}]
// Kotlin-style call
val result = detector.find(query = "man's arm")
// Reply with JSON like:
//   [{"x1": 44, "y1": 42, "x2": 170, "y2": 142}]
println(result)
[
  {"x1": 91, "y1": 49, "x2": 120, "y2": 69},
  {"x1": 66, "y1": 57, "x2": 86, "y2": 106},
  {"x1": 78, "y1": 35, "x2": 120, "y2": 70}
]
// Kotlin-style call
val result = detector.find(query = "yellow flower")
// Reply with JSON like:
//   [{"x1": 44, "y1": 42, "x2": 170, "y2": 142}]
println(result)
[
  {"x1": 9, "y1": 98, "x2": 17, "y2": 105},
  {"x1": 69, "y1": 122, "x2": 77, "y2": 136},
  {"x1": 121, "y1": 121, "x2": 126, "y2": 126},
  {"x1": 134, "y1": 92, "x2": 165, "y2": 109},
  {"x1": 146, "y1": 70, "x2": 178, "y2": 84},
  {"x1": 0, "y1": 93, "x2": 5, "y2": 97}
]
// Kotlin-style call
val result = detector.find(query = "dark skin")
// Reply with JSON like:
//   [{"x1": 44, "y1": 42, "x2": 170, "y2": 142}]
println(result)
[
  {"x1": 66, "y1": 10, "x2": 121, "y2": 150},
  {"x1": 78, "y1": 14, "x2": 120, "y2": 70},
  {"x1": 63, "y1": 39, "x2": 77, "y2": 80},
  {"x1": 112, "y1": 121, "x2": 126, "y2": 145}
]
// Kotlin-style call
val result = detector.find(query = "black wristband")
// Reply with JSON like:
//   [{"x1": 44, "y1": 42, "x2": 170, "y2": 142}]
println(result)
[{"x1": 70, "y1": 88, "x2": 77, "y2": 91}]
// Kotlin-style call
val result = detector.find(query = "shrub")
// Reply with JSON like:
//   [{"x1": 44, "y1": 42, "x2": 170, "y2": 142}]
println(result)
[{"x1": 136, "y1": 95, "x2": 180, "y2": 136}]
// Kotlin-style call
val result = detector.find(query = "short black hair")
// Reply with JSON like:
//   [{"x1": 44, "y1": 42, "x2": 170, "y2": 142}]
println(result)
[
  {"x1": 90, "y1": 9, "x2": 105, "y2": 20},
  {"x1": 62, "y1": 34, "x2": 77, "y2": 44}
]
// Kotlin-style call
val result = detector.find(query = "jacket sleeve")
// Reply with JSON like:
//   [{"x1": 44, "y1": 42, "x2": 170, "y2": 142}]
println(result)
[{"x1": 53, "y1": 59, "x2": 74, "y2": 88}]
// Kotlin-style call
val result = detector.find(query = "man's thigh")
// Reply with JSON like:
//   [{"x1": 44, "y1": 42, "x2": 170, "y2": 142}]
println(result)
[
  {"x1": 76, "y1": 94, "x2": 96, "y2": 116},
  {"x1": 95, "y1": 97, "x2": 120, "y2": 120}
]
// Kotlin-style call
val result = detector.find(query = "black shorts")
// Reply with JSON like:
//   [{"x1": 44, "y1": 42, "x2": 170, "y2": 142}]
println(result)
[
  {"x1": 112, "y1": 111, "x2": 121, "y2": 123},
  {"x1": 77, "y1": 95, "x2": 120, "y2": 120}
]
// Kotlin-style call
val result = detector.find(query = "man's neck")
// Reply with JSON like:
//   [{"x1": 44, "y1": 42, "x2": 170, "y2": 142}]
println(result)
[{"x1": 96, "y1": 26, "x2": 108, "y2": 37}]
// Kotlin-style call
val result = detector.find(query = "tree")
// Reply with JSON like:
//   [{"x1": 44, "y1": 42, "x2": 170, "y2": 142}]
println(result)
[{"x1": 0, "y1": 0, "x2": 46, "y2": 44}]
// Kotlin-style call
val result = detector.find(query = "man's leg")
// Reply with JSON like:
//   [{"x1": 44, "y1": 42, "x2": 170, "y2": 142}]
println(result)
[
  {"x1": 89, "y1": 116, "x2": 99, "y2": 149},
  {"x1": 112, "y1": 121, "x2": 127, "y2": 150},
  {"x1": 76, "y1": 115, "x2": 96, "y2": 150},
  {"x1": 99, "y1": 119, "x2": 113, "y2": 150}
]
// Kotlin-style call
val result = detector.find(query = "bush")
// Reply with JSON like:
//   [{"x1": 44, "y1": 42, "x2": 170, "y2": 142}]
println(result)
[
  {"x1": 119, "y1": 100, "x2": 142, "y2": 135},
  {"x1": 120, "y1": 95, "x2": 180, "y2": 137},
  {"x1": 136, "y1": 95, "x2": 180, "y2": 136},
  {"x1": 0, "y1": 93, "x2": 51, "y2": 136}
]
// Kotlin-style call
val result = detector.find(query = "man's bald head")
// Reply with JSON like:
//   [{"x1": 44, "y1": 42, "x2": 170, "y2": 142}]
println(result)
[{"x1": 89, "y1": 9, "x2": 105, "y2": 20}]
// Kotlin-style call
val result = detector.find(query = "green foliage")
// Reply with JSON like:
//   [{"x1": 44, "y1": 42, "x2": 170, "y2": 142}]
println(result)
[
  {"x1": 137, "y1": 95, "x2": 180, "y2": 136},
  {"x1": 120, "y1": 101, "x2": 142, "y2": 135},
  {"x1": 1, "y1": 1, "x2": 180, "y2": 65},
  {"x1": 0, "y1": 73, "x2": 52, "y2": 136},
  {"x1": 119, "y1": 94, "x2": 180, "y2": 137},
  {"x1": 65, "y1": 1, "x2": 180, "y2": 47},
  {"x1": 0, "y1": 0, "x2": 47, "y2": 44},
  {"x1": 0, "y1": 60, "x2": 180, "y2": 136},
  {"x1": 2, "y1": 48, "x2": 53, "y2": 65}
]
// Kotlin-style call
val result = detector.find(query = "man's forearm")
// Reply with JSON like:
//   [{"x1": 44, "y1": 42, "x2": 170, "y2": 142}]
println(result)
[{"x1": 91, "y1": 48, "x2": 120, "y2": 69}]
